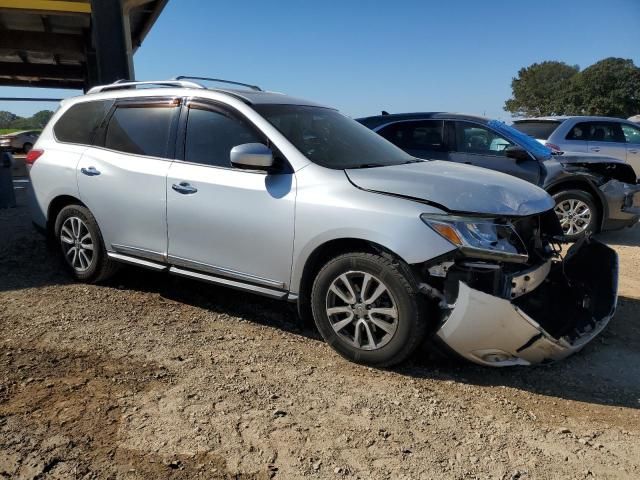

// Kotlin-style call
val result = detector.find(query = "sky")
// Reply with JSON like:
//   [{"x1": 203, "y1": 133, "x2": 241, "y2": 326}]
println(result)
[{"x1": 1, "y1": 0, "x2": 639, "y2": 120}]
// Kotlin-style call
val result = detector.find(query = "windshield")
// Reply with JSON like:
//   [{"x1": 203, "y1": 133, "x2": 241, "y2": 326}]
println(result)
[
  {"x1": 254, "y1": 104, "x2": 416, "y2": 169},
  {"x1": 487, "y1": 120, "x2": 553, "y2": 159}
]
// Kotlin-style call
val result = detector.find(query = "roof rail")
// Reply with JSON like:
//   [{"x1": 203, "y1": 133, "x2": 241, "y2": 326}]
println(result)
[
  {"x1": 87, "y1": 80, "x2": 205, "y2": 94},
  {"x1": 173, "y1": 76, "x2": 263, "y2": 92}
]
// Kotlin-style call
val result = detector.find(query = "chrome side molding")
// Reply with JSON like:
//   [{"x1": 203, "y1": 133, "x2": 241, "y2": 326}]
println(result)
[
  {"x1": 107, "y1": 252, "x2": 168, "y2": 271},
  {"x1": 169, "y1": 267, "x2": 287, "y2": 299}
]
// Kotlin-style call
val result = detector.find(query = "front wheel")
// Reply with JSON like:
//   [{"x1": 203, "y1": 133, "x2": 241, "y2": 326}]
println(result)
[
  {"x1": 552, "y1": 189, "x2": 599, "y2": 242},
  {"x1": 311, "y1": 252, "x2": 428, "y2": 367}
]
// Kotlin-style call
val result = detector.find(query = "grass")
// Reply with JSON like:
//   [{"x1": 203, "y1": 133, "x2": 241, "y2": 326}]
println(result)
[{"x1": 0, "y1": 128, "x2": 42, "y2": 135}]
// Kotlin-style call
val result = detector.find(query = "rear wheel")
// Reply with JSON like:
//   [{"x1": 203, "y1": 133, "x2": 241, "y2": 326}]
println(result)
[
  {"x1": 54, "y1": 204, "x2": 118, "y2": 282},
  {"x1": 311, "y1": 252, "x2": 428, "y2": 367},
  {"x1": 552, "y1": 189, "x2": 599, "y2": 242}
]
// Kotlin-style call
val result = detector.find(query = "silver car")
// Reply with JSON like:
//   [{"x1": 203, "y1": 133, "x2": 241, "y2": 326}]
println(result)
[
  {"x1": 513, "y1": 116, "x2": 640, "y2": 178},
  {"x1": 0, "y1": 130, "x2": 40, "y2": 153},
  {"x1": 26, "y1": 78, "x2": 618, "y2": 367}
]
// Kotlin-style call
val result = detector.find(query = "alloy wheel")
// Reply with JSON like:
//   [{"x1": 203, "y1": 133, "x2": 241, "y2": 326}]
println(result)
[
  {"x1": 60, "y1": 216, "x2": 95, "y2": 272},
  {"x1": 325, "y1": 271, "x2": 398, "y2": 351},
  {"x1": 554, "y1": 199, "x2": 592, "y2": 236}
]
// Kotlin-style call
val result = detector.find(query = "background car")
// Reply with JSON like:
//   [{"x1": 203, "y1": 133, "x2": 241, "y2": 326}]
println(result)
[
  {"x1": 0, "y1": 130, "x2": 40, "y2": 153},
  {"x1": 512, "y1": 116, "x2": 640, "y2": 177},
  {"x1": 358, "y1": 112, "x2": 640, "y2": 241}
]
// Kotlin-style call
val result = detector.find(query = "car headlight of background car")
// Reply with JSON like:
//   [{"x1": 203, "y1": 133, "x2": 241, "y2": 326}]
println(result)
[{"x1": 421, "y1": 214, "x2": 528, "y2": 263}]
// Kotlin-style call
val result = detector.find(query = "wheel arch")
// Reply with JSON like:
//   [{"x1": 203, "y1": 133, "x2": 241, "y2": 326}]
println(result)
[
  {"x1": 295, "y1": 237, "x2": 405, "y2": 324},
  {"x1": 47, "y1": 195, "x2": 86, "y2": 238}
]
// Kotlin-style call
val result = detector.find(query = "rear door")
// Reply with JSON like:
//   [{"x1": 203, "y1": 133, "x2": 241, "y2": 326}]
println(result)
[
  {"x1": 450, "y1": 121, "x2": 541, "y2": 184},
  {"x1": 77, "y1": 97, "x2": 180, "y2": 260},
  {"x1": 166, "y1": 100, "x2": 295, "y2": 290},
  {"x1": 583, "y1": 121, "x2": 628, "y2": 160},
  {"x1": 621, "y1": 123, "x2": 640, "y2": 178},
  {"x1": 376, "y1": 120, "x2": 449, "y2": 160}
]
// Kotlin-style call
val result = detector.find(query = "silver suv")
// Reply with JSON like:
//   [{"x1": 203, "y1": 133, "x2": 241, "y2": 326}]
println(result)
[
  {"x1": 513, "y1": 116, "x2": 640, "y2": 178},
  {"x1": 27, "y1": 78, "x2": 618, "y2": 367}
]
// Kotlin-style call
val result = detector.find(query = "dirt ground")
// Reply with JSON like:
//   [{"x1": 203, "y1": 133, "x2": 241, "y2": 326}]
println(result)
[{"x1": 1, "y1": 186, "x2": 639, "y2": 479}]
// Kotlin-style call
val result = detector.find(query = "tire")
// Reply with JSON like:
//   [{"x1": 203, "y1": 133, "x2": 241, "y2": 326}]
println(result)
[
  {"x1": 552, "y1": 189, "x2": 599, "y2": 242},
  {"x1": 23, "y1": 142, "x2": 33, "y2": 153},
  {"x1": 311, "y1": 252, "x2": 428, "y2": 367},
  {"x1": 54, "y1": 204, "x2": 118, "y2": 282}
]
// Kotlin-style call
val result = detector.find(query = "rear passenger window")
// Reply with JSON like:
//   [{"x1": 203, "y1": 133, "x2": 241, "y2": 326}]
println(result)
[
  {"x1": 184, "y1": 107, "x2": 263, "y2": 168},
  {"x1": 567, "y1": 122, "x2": 625, "y2": 142},
  {"x1": 105, "y1": 105, "x2": 177, "y2": 158},
  {"x1": 378, "y1": 120, "x2": 445, "y2": 151},
  {"x1": 54, "y1": 100, "x2": 112, "y2": 145}
]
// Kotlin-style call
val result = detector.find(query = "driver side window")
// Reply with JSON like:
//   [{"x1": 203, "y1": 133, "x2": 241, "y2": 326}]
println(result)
[
  {"x1": 455, "y1": 121, "x2": 513, "y2": 156},
  {"x1": 184, "y1": 107, "x2": 264, "y2": 168}
]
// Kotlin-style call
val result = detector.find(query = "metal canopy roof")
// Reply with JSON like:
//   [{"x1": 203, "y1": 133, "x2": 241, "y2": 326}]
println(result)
[{"x1": 0, "y1": 0, "x2": 168, "y2": 90}]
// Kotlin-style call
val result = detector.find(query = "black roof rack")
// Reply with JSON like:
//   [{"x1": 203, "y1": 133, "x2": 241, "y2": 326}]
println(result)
[{"x1": 173, "y1": 76, "x2": 263, "y2": 92}]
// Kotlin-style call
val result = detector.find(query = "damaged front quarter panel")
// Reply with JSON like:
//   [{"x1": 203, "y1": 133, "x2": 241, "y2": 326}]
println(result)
[
  {"x1": 600, "y1": 179, "x2": 640, "y2": 225},
  {"x1": 435, "y1": 239, "x2": 618, "y2": 367}
]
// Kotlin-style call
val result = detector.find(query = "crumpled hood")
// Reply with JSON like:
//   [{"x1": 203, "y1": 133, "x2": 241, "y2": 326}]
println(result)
[{"x1": 346, "y1": 161, "x2": 555, "y2": 216}]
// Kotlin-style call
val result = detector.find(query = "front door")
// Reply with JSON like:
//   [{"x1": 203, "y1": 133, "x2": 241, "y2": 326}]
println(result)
[
  {"x1": 166, "y1": 101, "x2": 296, "y2": 290},
  {"x1": 77, "y1": 99, "x2": 180, "y2": 261},
  {"x1": 622, "y1": 123, "x2": 640, "y2": 178},
  {"x1": 451, "y1": 121, "x2": 541, "y2": 185},
  {"x1": 584, "y1": 121, "x2": 628, "y2": 161}
]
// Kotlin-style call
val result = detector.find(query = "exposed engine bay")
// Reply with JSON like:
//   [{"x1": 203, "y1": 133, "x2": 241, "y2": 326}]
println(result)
[{"x1": 418, "y1": 209, "x2": 619, "y2": 366}]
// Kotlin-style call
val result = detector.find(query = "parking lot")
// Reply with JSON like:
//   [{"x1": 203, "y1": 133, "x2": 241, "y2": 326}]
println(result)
[{"x1": 1, "y1": 185, "x2": 639, "y2": 479}]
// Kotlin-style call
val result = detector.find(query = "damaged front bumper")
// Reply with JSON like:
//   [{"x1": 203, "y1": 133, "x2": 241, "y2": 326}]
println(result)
[
  {"x1": 600, "y1": 179, "x2": 640, "y2": 230},
  {"x1": 435, "y1": 239, "x2": 618, "y2": 367}
]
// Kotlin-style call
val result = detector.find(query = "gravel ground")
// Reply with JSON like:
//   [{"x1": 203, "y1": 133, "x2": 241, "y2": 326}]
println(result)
[{"x1": 1, "y1": 187, "x2": 639, "y2": 479}]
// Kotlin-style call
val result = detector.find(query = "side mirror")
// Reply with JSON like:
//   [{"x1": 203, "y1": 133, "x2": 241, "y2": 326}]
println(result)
[
  {"x1": 504, "y1": 145, "x2": 531, "y2": 162},
  {"x1": 230, "y1": 143, "x2": 274, "y2": 170}
]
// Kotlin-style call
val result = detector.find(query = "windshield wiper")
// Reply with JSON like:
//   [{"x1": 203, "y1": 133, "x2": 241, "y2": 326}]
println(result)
[{"x1": 351, "y1": 163, "x2": 385, "y2": 169}]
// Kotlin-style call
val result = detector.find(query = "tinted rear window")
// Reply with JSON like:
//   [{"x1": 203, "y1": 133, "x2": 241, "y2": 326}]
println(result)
[
  {"x1": 54, "y1": 100, "x2": 112, "y2": 145},
  {"x1": 512, "y1": 121, "x2": 561, "y2": 140},
  {"x1": 104, "y1": 105, "x2": 177, "y2": 158}
]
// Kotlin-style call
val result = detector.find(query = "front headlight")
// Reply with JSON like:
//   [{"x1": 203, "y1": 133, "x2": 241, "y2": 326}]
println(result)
[{"x1": 421, "y1": 214, "x2": 528, "y2": 263}]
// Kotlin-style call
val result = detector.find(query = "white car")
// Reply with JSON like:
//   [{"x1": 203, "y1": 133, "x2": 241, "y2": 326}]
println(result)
[
  {"x1": 0, "y1": 130, "x2": 40, "y2": 153},
  {"x1": 25, "y1": 78, "x2": 619, "y2": 367}
]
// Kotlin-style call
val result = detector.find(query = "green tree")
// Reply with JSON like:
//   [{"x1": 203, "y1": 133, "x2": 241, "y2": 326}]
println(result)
[
  {"x1": 30, "y1": 110, "x2": 54, "y2": 128},
  {"x1": 504, "y1": 61, "x2": 579, "y2": 117},
  {"x1": 7, "y1": 110, "x2": 54, "y2": 130},
  {"x1": 564, "y1": 58, "x2": 640, "y2": 117},
  {"x1": 0, "y1": 111, "x2": 18, "y2": 129}
]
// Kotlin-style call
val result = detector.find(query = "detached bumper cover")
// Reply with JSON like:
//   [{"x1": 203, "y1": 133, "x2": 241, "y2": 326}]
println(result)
[
  {"x1": 436, "y1": 239, "x2": 618, "y2": 366},
  {"x1": 600, "y1": 179, "x2": 640, "y2": 228}
]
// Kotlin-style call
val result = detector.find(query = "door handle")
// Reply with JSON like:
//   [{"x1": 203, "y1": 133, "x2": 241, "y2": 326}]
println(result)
[
  {"x1": 172, "y1": 181, "x2": 198, "y2": 194},
  {"x1": 80, "y1": 166, "x2": 100, "y2": 176},
  {"x1": 629, "y1": 149, "x2": 638, "y2": 154},
  {"x1": 589, "y1": 147, "x2": 601, "y2": 152}
]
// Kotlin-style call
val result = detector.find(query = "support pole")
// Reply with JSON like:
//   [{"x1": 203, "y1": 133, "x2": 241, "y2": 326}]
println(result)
[{"x1": 89, "y1": 0, "x2": 134, "y2": 86}]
